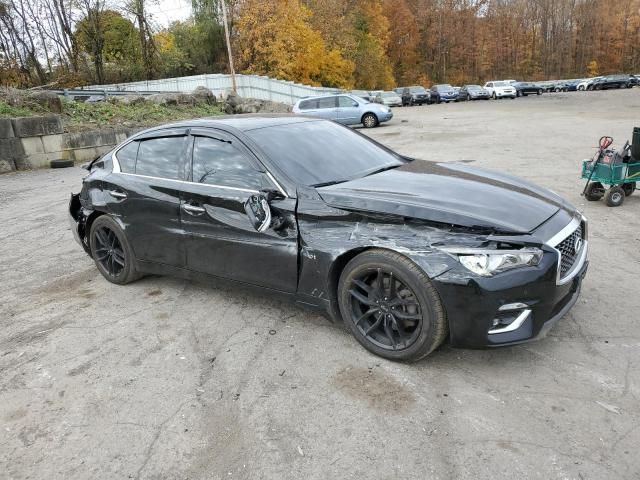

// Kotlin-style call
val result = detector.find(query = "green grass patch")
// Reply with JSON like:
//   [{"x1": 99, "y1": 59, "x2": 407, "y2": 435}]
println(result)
[
  {"x1": 0, "y1": 101, "x2": 38, "y2": 118},
  {"x1": 62, "y1": 99, "x2": 224, "y2": 131}
]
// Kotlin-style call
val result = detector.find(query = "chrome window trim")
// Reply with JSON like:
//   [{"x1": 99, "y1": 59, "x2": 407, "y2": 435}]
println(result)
[
  {"x1": 113, "y1": 171, "x2": 260, "y2": 194},
  {"x1": 112, "y1": 136, "x2": 289, "y2": 198},
  {"x1": 545, "y1": 214, "x2": 588, "y2": 286}
]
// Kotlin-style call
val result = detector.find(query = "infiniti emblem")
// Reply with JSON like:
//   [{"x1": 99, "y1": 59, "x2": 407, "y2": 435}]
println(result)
[{"x1": 574, "y1": 237, "x2": 583, "y2": 254}]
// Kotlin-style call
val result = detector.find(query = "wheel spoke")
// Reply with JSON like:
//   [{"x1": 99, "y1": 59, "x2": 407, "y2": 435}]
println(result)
[
  {"x1": 349, "y1": 289, "x2": 377, "y2": 307},
  {"x1": 383, "y1": 317, "x2": 397, "y2": 350},
  {"x1": 390, "y1": 316, "x2": 410, "y2": 341},
  {"x1": 112, "y1": 253, "x2": 125, "y2": 266},
  {"x1": 95, "y1": 229, "x2": 109, "y2": 248},
  {"x1": 364, "y1": 314, "x2": 383, "y2": 336},
  {"x1": 373, "y1": 268, "x2": 383, "y2": 296},
  {"x1": 392, "y1": 310, "x2": 421, "y2": 321},
  {"x1": 355, "y1": 307, "x2": 379, "y2": 326},
  {"x1": 389, "y1": 271, "x2": 397, "y2": 298},
  {"x1": 95, "y1": 251, "x2": 109, "y2": 261},
  {"x1": 352, "y1": 279, "x2": 372, "y2": 294}
]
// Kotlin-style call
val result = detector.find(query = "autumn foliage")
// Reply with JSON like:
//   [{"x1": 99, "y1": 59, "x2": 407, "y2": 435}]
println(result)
[{"x1": 1, "y1": 0, "x2": 640, "y2": 89}]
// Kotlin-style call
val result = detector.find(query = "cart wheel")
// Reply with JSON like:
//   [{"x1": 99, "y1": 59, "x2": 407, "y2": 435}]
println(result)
[
  {"x1": 605, "y1": 186, "x2": 625, "y2": 207},
  {"x1": 622, "y1": 182, "x2": 636, "y2": 196},
  {"x1": 584, "y1": 182, "x2": 605, "y2": 201}
]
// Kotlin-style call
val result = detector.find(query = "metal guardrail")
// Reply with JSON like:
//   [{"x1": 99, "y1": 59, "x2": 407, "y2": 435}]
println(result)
[
  {"x1": 84, "y1": 73, "x2": 344, "y2": 105},
  {"x1": 48, "y1": 89, "x2": 180, "y2": 99}
]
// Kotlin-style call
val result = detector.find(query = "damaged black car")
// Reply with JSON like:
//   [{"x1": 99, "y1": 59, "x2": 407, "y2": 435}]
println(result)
[{"x1": 69, "y1": 116, "x2": 588, "y2": 361}]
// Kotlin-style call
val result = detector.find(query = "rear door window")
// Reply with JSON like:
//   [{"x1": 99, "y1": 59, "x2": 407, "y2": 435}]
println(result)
[
  {"x1": 317, "y1": 97, "x2": 337, "y2": 109},
  {"x1": 135, "y1": 136, "x2": 187, "y2": 180}
]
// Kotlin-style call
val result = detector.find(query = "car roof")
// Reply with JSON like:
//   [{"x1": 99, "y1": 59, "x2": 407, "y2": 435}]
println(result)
[{"x1": 144, "y1": 114, "x2": 320, "y2": 133}]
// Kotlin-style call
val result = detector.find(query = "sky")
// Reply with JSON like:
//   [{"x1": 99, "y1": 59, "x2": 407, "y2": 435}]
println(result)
[{"x1": 147, "y1": 0, "x2": 192, "y2": 27}]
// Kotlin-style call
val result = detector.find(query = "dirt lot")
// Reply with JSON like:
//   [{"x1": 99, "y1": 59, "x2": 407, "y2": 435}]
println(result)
[{"x1": 1, "y1": 89, "x2": 639, "y2": 480}]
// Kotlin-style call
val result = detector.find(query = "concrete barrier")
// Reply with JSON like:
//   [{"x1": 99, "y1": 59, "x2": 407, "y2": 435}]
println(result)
[{"x1": 0, "y1": 114, "x2": 139, "y2": 173}]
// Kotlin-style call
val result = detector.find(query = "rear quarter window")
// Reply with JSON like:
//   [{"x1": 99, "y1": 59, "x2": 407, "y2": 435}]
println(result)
[{"x1": 115, "y1": 141, "x2": 138, "y2": 173}]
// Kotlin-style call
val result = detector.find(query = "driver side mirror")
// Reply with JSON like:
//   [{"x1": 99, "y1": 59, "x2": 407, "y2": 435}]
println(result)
[{"x1": 244, "y1": 194, "x2": 272, "y2": 232}]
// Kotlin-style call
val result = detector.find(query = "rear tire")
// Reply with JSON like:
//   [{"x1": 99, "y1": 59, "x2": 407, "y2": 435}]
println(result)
[
  {"x1": 622, "y1": 182, "x2": 636, "y2": 196},
  {"x1": 338, "y1": 249, "x2": 448, "y2": 362},
  {"x1": 362, "y1": 113, "x2": 378, "y2": 128},
  {"x1": 89, "y1": 215, "x2": 141, "y2": 285},
  {"x1": 605, "y1": 186, "x2": 625, "y2": 207},
  {"x1": 537, "y1": 89, "x2": 543, "y2": 95},
  {"x1": 50, "y1": 159, "x2": 74, "y2": 168},
  {"x1": 584, "y1": 182, "x2": 605, "y2": 201}
]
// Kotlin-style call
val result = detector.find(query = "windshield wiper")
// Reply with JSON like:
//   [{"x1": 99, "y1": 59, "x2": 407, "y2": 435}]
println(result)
[
  {"x1": 311, "y1": 179, "x2": 350, "y2": 188},
  {"x1": 364, "y1": 163, "x2": 402, "y2": 177}
]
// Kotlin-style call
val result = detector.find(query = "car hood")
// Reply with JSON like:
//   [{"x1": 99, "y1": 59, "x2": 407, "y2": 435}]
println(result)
[{"x1": 317, "y1": 161, "x2": 573, "y2": 234}]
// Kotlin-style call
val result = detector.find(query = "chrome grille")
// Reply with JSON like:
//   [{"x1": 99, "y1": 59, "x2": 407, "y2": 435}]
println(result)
[{"x1": 556, "y1": 224, "x2": 584, "y2": 278}]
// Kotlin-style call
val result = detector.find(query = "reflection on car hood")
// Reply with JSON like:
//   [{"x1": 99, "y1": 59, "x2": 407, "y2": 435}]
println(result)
[{"x1": 317, "y1": 161, "x2": 572, "y2": 234}]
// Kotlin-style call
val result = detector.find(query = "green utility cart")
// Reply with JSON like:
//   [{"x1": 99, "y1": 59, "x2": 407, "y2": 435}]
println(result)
[{"x1": 582, "y1": 128, "x2": 640, "y2": 207}]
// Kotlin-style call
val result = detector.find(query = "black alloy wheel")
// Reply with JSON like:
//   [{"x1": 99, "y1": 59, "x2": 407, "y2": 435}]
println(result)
[
  {"x1": 89, "y1": 215, "x2": 140, "y2": 284},
  {"x1": 94, "y1": 226, "x2": 125, "y2": 277},
  {"x1": 338, "y1": 249, "x2": 447, "y2": 361},
  {"x1": 348, "y1": 268, "x2": 422, "y2": 351},
  {"x1": 537, "y1": 89, "x2": 543, "y2": 95}
]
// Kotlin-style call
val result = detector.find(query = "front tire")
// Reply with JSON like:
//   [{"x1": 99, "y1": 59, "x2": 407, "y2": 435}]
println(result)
[
  {"x1": 89, "y1": 215, "x2": 140, "y2": 284},
  {"x1": 605, "y1": 186, "x2": 625, "y2": 207},
  {"x1": 492, "y1": 92, "x2": 497, "y2": 99},
  {"x1": 362, "y1": 113, "x2": 378, "y2": 128},
  {"x1": 338, "y1": 249, "x2": 448, "y2": 362}
]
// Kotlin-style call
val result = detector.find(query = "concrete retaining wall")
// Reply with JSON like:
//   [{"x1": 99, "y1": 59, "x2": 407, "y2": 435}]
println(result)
[{"x1": 0, "y1": 115, "x2": 138, "y2": 173}]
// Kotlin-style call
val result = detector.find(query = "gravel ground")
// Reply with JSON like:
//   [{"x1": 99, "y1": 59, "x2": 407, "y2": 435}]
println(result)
[{"x1": 1, "y1": 89, "x2": 639, "y2": 480}]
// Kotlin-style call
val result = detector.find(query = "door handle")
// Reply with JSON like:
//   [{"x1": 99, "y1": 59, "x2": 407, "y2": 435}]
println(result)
[
  {"x1": 107, "y1": 190, "x2": 127, "y2": 199},
  {"x1": 182, "y1": 203, "x2": 206, "y2": 215}
]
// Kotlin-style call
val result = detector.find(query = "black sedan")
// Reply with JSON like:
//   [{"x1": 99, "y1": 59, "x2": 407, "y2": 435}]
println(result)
[
  {"x1": 513, "y1": 82, "x2": 543, "y2": 97},
  {"x1": 69, "y1": 116, "x2": 589, "y2": 361}
]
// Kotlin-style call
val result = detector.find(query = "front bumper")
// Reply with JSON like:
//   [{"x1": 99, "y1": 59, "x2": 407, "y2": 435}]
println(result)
[
  {"x1": 378, "y1": 111, "x2": 393, "y2": 122},
  {"x1": 432, "y1": 248, "x2": 588, "y2": 349}
]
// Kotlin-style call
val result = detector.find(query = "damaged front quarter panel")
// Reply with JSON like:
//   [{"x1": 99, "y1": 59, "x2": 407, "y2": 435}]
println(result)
[{"x1": 294, "y1": 187, "x2": 502, "y2": 319}]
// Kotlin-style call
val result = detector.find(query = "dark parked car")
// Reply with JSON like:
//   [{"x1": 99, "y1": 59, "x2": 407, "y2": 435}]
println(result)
[
  {"x1": 589, "y1": 75, "x2": 635, "y2": 90},
  {"x1": 394, "y1": 86, "x2": 430, "y2": 105},
  {"x1": 69, "y1": 115, "x2": 589, "y2": 362},
  {"x1": 430, "y1": 84, "x2": 458, "y2": 103},
  {"x1": 513, "y1": 82, "x2": 543, "y2": 97},
  {"x1": 400, "y1": 87, "x2": 414, "y2": 106},
  {"x1": 458, "y1": 85, "x2": 490, "y2": 101}
]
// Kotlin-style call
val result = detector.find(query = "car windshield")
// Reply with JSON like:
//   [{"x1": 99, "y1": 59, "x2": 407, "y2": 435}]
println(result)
[
  {"x1": 381, "y1": 92, "x2": 396, "y2": 98},
  {"x1": 409, "y1": 87, "x2": 426, "y2": 93},
  {"x1": 494, "y1": 81, "x2": 508, "y2": 87},
  {"x1": 246, "y1": 120, "x2": 405, "y2": 187},
  {"x1": 350, "y1": 95, "x2": 369, "y2": 104},
  {"x1": 436, "y1": 84, "x2": 452, "y2": 90}
]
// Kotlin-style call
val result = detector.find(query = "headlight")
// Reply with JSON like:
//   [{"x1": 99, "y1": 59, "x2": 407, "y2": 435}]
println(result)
[{"x1": 441, "y1": 248, "x2": 543, "y2": 276}]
